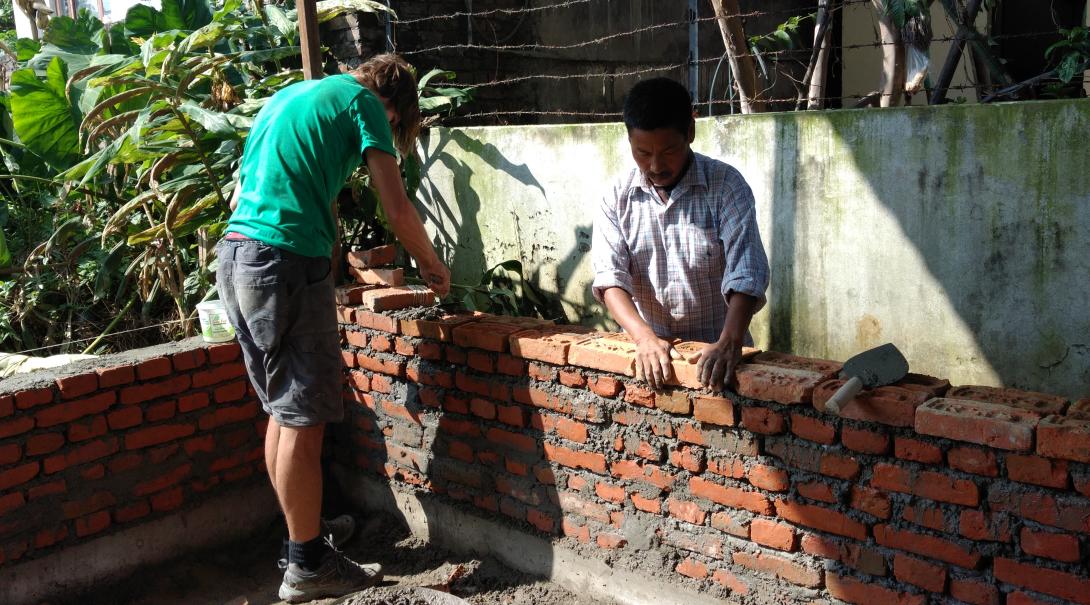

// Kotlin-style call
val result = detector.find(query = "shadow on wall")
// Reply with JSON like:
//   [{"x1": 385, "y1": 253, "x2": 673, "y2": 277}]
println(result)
[
  {"x1": 415, "y1": 128, "x2": 600, "y2": 324},
  {"x1": 775, "y1": 101, "x2": 1090, "y2": 397}
]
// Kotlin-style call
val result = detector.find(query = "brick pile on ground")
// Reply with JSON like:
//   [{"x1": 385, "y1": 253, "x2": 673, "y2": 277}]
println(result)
[{"x1": 333, "y1": 275, "x2": 1090, "y2": 605}]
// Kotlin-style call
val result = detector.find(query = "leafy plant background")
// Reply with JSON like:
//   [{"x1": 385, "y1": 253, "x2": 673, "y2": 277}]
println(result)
[{"x1": 0, "y1": 0, "x2": 477, "y2": 356}]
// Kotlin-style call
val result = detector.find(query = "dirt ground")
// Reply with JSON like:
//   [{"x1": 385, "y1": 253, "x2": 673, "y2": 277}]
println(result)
[{"x1": 59, "y1": 511, "x2": 608, "y2": 605}]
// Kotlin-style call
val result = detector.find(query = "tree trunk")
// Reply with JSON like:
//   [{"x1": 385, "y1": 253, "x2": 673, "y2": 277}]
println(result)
[
  {"x1": 708, "y1": 0, "x2": 763, "y2": 113},
  {"x1": 804, "y1": 0, "x2": 835, "y2": 109},
  {"x1": 871, "y1": 0, "x2": 906, "y2": 107}
]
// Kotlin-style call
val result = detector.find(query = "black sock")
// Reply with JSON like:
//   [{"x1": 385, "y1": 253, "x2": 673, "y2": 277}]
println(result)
[{"x1": 288, "y1": 537, "x2": 327, "y2": 572}]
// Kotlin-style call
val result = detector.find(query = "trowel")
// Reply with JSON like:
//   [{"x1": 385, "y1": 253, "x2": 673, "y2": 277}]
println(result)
[{"x1": 824, "y1": 343, "x2": 909, "y2": 414}]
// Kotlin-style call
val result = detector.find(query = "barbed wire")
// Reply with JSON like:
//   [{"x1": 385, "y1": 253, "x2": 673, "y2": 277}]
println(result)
[{"x1": 8, "y1": 318, "x2": 188, "y2": 356}]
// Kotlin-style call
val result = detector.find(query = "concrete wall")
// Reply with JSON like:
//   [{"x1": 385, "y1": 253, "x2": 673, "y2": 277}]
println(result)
[{"x1": 415, "y1": 99, "x2": 1090, "y2": 398}]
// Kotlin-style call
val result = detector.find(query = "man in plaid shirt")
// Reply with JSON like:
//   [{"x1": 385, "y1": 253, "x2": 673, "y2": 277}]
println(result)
[{"x1": 592, "y1": 77, "x2": 770, "y2": 390}]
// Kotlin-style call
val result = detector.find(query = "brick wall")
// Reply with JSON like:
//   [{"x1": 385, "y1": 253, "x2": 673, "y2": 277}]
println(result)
[
  {"x1": 333, "y1": 300, "x2": 1090, "y2": 605},
  {"x1": 0, "y1": 340, "x2": 266, "y2": 567}
]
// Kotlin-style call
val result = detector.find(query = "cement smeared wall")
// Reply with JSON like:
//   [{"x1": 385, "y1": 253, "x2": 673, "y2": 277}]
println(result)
[{"x1": 415, "y1": 99, "x2": 1090, "y2": 398}]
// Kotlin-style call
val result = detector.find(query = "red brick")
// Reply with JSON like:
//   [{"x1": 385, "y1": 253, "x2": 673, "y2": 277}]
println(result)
[
  {"x1": 509, "y1": 326, "x2": 595, "y2": 365},
  {"x1": 949, "y1": 577, "x2": 1000, "y2": 605},
  {"x1": 145, "y1": 400, "x2": 177, "y2": 422},
  {"x1": 1019, "y1": 527, "x2": 1080, "y2": 562},
  {"x1": 0, "y1": 492, "x2": 26, "y2": 515},
  {"x1": 121, "y1": 375, "x2": 193, "y2": 404},
  {"x1": 56, "y1": 374, "x2": 97, "y2": 399},
  {"x1": 1006, "y1": 453, "x2": 1069, "y2": 488},
  {"x1": 0, "y1": 416, "x2": 34, "y2": 440},
  {"x1": 623, "y1": 384, "x2": 654, "y2": 408},
  {"x1": 33, "y1": 526, "x2": 69, "y2": 549},
  {"x1": 115, "y1": 500, "x2": 151, "y2": 524},
  {"x1": 587, "y1": 375, "x2": 622, "y2": 398},
  {"x1": 871, "y1": 463, "x2": 979, "y2": 506},
  {"x1": 60, "y1": 491, "x2": 116, "y2": 519},
  {"x1": 893, "y1": 553, "x2": 946, "y2": 593},
  {"x1": 894, "y1": 372, "x2": 951, "y2": 397},
  {"x1": 24, "y1": 432, "x2": 63, "y2": 456},
  {"x1": 689, "y1": 476, "x2": 771, "y2": 514},
  {"x1": 0, "y1": 443, "x2": 19, "y2": 465},
  {"x1": 732, "y1": 363, "x2": 825, "y2": 405},
  {"x1": 485, "y1": 427, "x2": 535, "y2": 454},
  {"x1": 874, "y1": 524, "x2": 981, "y2": 568},
  {"x1": 750, "y1": 518, "x2": 796, "y2": 551},
  {"x1": 948, "y1": 446, "x2": 998, "y2": 476},
  {"x1": 775, "y1": 499, "x2": 867, "y2": 540},
  {"x1": 733, "y1": 550, "x2": 821, "y2": 587},
  {"x1": 675, "y1": 557, "x2": 707, "y2": 579},
  {"x1": 35, "y1": 391, "x2": 116, "y2": 428},
  {"x1": 711, "y1": 568, "x2": 749, "y2": 594},
  {"x1": 137, "y1": 357, "x2": 172, "y2": 380},
  {"x1": 346, "y1": 244, "x2": 397, "y2": 268},
  {"x1": 963, "y1": 507, "x2": 1011, "y2": 542},
  {"x1": 707, "y1": 456, "x2": 745, "y2": 479},
  {"x1": 842, "y1": 426, "x2": 890, "y2": 454},
  {"x1": 349, "y1": 267, "x2": 405, "y2": 288},
  {"x1": 947, "y1": 385, "x2": 1066, "y2": 416},
  {"x1": 151, "y1": 487, "x2": 184, "y2": 512},
  {"x1": 15, "y1": 387, "x2": 54, "y2": 410},
  {"x1": 669, "y1": 445, "x2": 704, "y2": 473},
  {"x1": 667, "y1": 498, "x2": 707, "y2": 525},
  {"x1": 801, "y1": 534, "x2": 887, "y2": 576},
  {"x1": 0, "y1": 394, "x2": 11, "y2": 417},
  {"x1": 656, "y1": 390, "x2": 692, "y2": 415},
  {"x1": 630, "y1": 492, "x2": 661, "y2": 513},
  {"x1": 993, "y1": 557, "x2": 1090, "y2": 604},
  {"x1": 527, "y1": 508, "x2": 554, "y2": 533},
  {"x1": 345, "y1": 330, "x2": 368, "y2": 349},
  {"x1": 813, "y1": 380, "x2": 929, "y2": 427},
  {"x1": 790, "y1": 413, "x2": 836, "y2": 444},
  {"x1": 798, "y1": 480, "x2": 836, "y2": 503},
  {"x1": 557, "y1": 491, "x2": 610, "y2": 523},
  {"x1": 915, "y1": 397, "x2": 1037, "y2": 451},
  {"x1": 498, "y1": 354, "x2": 527, "y2": 377},
  {"x1": 125, "y1": 424, "x2": 195, "y2": 450},
  {"x1": 612, "y1": 460, "x2": 677, "y2": 490},
  {"x1": 894, "y1": 437, "x2": 943, "y2": 464},
  {"x1": 554, "y1": 417, "x2": 588, "y2": 443},
  {"x1": 748, "y1": 464, "x2": 789, "y2": 491},
  {"x1": 74, "y1": 510, "x2": 110, "y2": 537},
  {"x1": 1007, "y1": 592, "x2": 1061, "y2": 605},
  {"x1": 207, "y1": 342, "x2": 241, "y2": 363},
  {"x1": 561, "y1": 518, "x2": 590, "y2": 543},
  {"x1": 43, "y1": 436, "x2": 117, "y2": 473},
  {"x1": 198, "y1": 401, "x2": 260, "y2": 430},
  {"x1": 107, "y1": 406, "x2": 142, "y2": 430},
  {"x1": 354, "y1": 309, "x2": 400, "y2": 333},
  {"x1": 171, "y1": 349, "x2": 206, "y2": 371},
  {"x1": 1037, "y1": 415, "x2": 1090, "y2": 463},
  {"x1": 593, "y1": 482, "x2": 623, "y2": 503},
  {"x1": 544, "y1": 443, "x2": 606, "y2": 473},
  {"x1": 851, "y1": 485, "x2": 891, "y2": 519},
  {"x1": 96, "y1": 365, "x2": 135, "y2": 388},
  {"x1": 567, "y1": 333, "x2": 637, "y2": 376},
  {"x1": 690, "y1": 395, "x2": 732, "y2": 425},
  {"x1": 68, "y1": 416, "x2": 107, "y2": 442},
  {"x1": 826, "y1": 572, "x2": 925, "y2": 605},
  {"x1": 740, "y1": 407, "x2": 785, "y2": 434}
]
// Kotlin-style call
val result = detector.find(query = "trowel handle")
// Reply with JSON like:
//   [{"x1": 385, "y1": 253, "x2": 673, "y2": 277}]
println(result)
[{"x1": 825, "y1": 376, "x2": 863, "y2": 415}]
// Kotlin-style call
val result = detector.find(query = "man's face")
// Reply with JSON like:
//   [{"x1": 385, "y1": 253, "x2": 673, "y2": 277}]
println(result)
[
  {"x1": 380, "y1": 96, "x2": 400, "y2": 129},
  {"x1": 627, "y1": 124, "x2": 694, "y2": 188}
]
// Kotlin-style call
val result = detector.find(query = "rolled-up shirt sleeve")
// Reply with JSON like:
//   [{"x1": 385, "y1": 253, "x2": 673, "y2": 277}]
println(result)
[
  {"x1": 592, "y1": 187, "x2": 634, "y2": 303},
  {"x1": 720, "y1": 179, "x2": 770, "y2": 312}
]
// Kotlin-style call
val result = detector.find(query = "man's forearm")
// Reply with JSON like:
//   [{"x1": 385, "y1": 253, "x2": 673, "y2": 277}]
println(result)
[
  {"x1": 602, "y1": 287, "x2": 657, "y2": 342},
  {"x1": 384, "y1": 197, "x2": 440, "y2": 269},
  {"x1": 718, "y1": 291, "x2": 759, "y2": 346}
]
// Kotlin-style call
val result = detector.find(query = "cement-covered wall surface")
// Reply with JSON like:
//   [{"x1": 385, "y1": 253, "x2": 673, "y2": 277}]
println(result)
[{"x1": 415, "y1": 99, "x2": 1090, "y2": 398}]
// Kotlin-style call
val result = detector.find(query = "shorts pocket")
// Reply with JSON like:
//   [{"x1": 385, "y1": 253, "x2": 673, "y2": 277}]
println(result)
[{"x1": 291, "y1": 330, "x2": 342, "y2": 403}]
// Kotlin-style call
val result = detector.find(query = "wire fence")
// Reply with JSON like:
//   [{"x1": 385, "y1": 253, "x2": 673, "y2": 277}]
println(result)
[{"x1": 380, "y1": 0, "x2": 1088, "y2": 125}]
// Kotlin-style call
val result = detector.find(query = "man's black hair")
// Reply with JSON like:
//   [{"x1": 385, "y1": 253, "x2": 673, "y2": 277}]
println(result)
[{"x1": 623, "y1": 77, "x2": 693, "y2": 135}]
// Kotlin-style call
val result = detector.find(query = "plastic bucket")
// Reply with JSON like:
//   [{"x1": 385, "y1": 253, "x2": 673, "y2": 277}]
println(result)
[{"x1": 196, "y1": 300, "x2": 235, "y2": 343}]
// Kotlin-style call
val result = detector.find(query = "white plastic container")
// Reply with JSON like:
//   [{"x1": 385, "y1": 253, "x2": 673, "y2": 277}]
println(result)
[{"x1": 196, "y1": 300, "x2": 236, "y2": 343}]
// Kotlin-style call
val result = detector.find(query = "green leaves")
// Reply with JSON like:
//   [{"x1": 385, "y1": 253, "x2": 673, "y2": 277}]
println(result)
[
  {"x1": 418, "y1": 68, "x2": 474, "y2": 115},
  {"x1": 1046, "y1": 27, "x2": 1090, "y2": 83},
  {"x1": 126, "y1": 0, "x2": 213, "y2": 37},
  {"x1": 9, "y1": 58, "x2": 80, "y2": 168},
  {"x1": 42, "y1": 9, "x2": 104, "y2": 55},
  {"x1": 881, "y1": 0, "x2": 927, "y2": 29}
]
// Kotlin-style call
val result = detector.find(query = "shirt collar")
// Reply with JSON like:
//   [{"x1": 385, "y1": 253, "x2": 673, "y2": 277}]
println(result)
[{"x1": 635, "y1": 152, "x2": 709, "y2": 200}]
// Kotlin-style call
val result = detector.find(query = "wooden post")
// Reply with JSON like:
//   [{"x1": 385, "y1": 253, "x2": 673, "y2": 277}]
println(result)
[
  {"x1": 296, "y1": 0, "x2": 323, "y2": 80},
  {"x1": 708, "y1": 0, "x2": 762, "y2": 113},
  {"x1": 67, "y1": 0, "x2": 77, "y2": 17}
]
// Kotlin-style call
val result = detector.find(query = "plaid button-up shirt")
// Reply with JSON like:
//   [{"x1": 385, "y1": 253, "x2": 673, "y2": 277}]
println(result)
[{"x1": 592, "y1": 152, "x2": 770, "y2": 344}]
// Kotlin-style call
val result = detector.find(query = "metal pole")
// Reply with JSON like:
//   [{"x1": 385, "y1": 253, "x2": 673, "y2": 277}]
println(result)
[
  {"x1": 296, "y1": 0, "x2": 323, "y2": 79},
  {"x1": 688, "y1": 0, "x2": 699, "y2": 100},
  {"x1": 384, "y1": 0, "x2": 394, "y2": 52}
]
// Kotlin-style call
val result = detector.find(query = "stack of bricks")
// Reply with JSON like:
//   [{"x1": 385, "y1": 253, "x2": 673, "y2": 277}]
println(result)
[
  {"x1": 0, "y1": 341, "x2": 265, "y2": 566},
  {"x1": 339, "y1": 244, "x2": 437, "y2": 312},
  {"x1": 334, "y1": 292, "x2": 1090, "y2": 605}
]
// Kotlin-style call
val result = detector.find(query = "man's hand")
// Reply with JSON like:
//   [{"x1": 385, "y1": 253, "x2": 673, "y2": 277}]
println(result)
[
  {"x1": 696, "y1": 340, "x2": 742, "y2": 390},
  {"x1": 420, "y1": 258, "x2": 451, "y2": 298},
  {"x1": 634, "y1": 334, "x2": 678, "y2": 390}
]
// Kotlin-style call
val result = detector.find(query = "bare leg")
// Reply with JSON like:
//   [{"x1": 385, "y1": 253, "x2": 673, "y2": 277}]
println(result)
[
  {"x1": 273, "y1": 423, "x2": 325, "y2": 542},
  {"x1": 265, "y1": 421, "x2": 280, "y2": 490}
]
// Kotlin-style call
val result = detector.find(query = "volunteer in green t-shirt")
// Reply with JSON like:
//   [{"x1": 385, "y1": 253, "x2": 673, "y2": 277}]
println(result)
[{"x1": 215, "y1": 54, "x2": 450, "y2": 603}]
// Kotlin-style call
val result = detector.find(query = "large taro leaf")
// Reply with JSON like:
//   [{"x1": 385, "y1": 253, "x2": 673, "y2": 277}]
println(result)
[
  {"x1": 126, "y1": 0, "x2": 212, "y2": 37},
  {"x1": 9, "y1": 58, "x2": 81, "y2": 168},
  {"x1": 42, "y1": 10, "x2": 104, "y2": 54},
  {"x1": 125, "y1": 4, "x2": 171, "y2": 37},
  {"x1": 14, "y1": 38, "x2": 41, "y2": 61}
]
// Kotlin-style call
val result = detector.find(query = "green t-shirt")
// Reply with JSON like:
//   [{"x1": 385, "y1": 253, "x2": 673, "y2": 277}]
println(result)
[{"x1": 227, "y1": 74, "x2": 397, "y2": 258}]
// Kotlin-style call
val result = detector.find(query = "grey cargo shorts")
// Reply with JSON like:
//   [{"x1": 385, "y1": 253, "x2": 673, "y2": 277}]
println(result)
[{"x1": 215, "y1": 238, "x2": 343, "y2": 427}]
